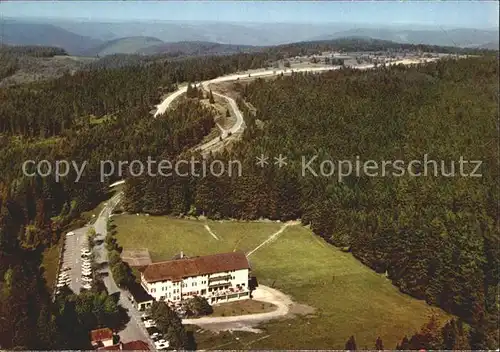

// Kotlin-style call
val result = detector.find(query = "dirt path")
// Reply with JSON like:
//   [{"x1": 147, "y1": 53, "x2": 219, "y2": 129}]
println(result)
[
  {"x1": 246, "y1": 220, "x2": 300, "y2": 257},
  {"x1": 204, "y1": 224, "x2": 220, "y2": 240},
  {"x1": 182, "y1": 285, "x2": 293, "y2": 332}
]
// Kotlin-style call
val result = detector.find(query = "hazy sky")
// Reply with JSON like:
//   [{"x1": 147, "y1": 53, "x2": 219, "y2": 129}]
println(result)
[{"x1": 1, "y1": 1, "x2": 498, "y2": 29}]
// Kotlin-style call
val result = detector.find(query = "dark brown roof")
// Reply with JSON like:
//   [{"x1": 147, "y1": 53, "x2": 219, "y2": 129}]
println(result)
[
  {"x1": 122, "y1": 340, "x2": 150, "y2": 350},
  {"x1": 98, "y1": 341, "x2": 149, "y2": 351},
  {"x1": 142, "y1": 251, "x2": 249, "y2": 283},
  {"x1": 90, "y1": 328, "x2": 113, "y2": 342}
]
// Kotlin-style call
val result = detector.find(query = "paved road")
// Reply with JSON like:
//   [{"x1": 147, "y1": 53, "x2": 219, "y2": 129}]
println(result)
[
  {"x1": 153, "y1": 66, "x2": 338, "y2": 118},
  {"x1": 195, "y1": 91, "x2": 245, "y2": 154},
  {"x1": 91, "y1": 194, "x2": 154, "y2": 347},
  {"x1": 153, "y1": 60, "x2": 439, "y2": 154},
  {"x1": 63, "y1": 193, "x2": 153, "y2": 347}
]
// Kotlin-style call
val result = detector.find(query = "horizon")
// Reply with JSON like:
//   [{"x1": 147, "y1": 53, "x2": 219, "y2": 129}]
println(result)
[{"x1": 1, "y1": 1, "x2": 498, "y2": 29}]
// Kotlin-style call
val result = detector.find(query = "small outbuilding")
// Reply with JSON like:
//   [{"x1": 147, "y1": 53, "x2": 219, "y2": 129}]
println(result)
[{"x1": 90, "y1": 328, "x2": 114, "y2": 348}]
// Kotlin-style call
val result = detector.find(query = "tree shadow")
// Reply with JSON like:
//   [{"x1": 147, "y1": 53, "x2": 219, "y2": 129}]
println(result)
[
  {"x1": 186, "y1": 330, "x2": 197, "y2": 351},
  {"x1": 112, "y1": 305, "x2": 131, "y2": 332}
]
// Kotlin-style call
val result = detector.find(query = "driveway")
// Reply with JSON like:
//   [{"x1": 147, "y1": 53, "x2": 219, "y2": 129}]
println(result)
[
  {"x1": 182, "y1": 285, "x2": 293, "y2": 332},
  {"x1": 63, "y1": 193, "x2": 153, "y2": 346},
  {"x1": 91, "y1": 194, "x2": 154, "y2": 346}
]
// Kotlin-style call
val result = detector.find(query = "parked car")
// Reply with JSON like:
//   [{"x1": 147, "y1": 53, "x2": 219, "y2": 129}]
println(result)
[
  {"x1": 150, "y1": 333, "x2": 162, "y2": 341},
  {"x1": 155, "y1": 340, "x2": 169, "y2": 350},
  {"x1": 144, "y1": 319, "x2": 156, "y2": 328},
  {"x1": 66, "y1": 232, "x2": 75, "y2": 237}
]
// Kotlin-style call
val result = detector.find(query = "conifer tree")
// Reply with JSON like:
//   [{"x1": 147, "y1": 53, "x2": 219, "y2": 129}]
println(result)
[
  {"x1": 345, "y1": 336, "x2": 357, "y2": 351},
  {"x1": 209, "y1": 89, "x2": 215, "y2": 103}
]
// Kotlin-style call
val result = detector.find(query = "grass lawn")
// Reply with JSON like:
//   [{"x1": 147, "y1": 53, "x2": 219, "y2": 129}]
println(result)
[
  {"x1": 114, "y1": 215, "x2": 449, "y2": 349},
  {"x1": 41, "y1": 238, "x2": 63, "y2": 291},
  {"x1": 113, "y1": 215, "x2": 281, "y2": 261},
  {"x1": 211, "y1": 299, "x2": 277, "y2": 317}
]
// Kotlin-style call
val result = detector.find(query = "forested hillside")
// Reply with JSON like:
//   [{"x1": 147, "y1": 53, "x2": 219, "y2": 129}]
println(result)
[
  {"x1": 0, "y1": 50, "x2": 274, "y2": 349},
  {"x1": 0, "y1": 40, "x2": 498, "y2": 348},
  {"x1": 124, "y1": 56, "x2": 499, "y2": 348}
]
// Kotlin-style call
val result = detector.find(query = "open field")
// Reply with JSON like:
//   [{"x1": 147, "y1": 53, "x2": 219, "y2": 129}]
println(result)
[
  {"x1": 41, "y1": 237, "x2": 63, "y2": 290},
  {"x1": 113, "y1": 215, "x2": 282, "y2": 261},
  {"x1": 113, "y1": 215, "x2": 449, "y2": 349}
]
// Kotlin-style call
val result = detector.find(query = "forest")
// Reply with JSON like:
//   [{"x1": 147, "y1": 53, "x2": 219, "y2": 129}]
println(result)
[
  {"x1": 123, "y1": 56, "x2": 499, "y2": 348},
  {"x1": 0, "y1": 41, "x2": 498, "y2": 349},
  {"x1": 0, "y1": 49, "x2": 275, "y2": 349}
]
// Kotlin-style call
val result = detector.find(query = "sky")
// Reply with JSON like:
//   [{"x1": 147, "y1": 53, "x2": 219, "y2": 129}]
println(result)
[{"x1": 1, "y1": 1, "x2": 498, "y2": 29}]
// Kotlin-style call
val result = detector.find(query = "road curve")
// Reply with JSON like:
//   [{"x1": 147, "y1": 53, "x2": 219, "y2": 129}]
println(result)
[{"x1": 153, "y1": 66, "x2": 338, "y2": 118}]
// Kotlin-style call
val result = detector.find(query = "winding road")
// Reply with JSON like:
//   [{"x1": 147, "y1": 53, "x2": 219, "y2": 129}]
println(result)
[
  {"x1": 153, "y1": 66, "x2": 338, "y2": 118},
  {"x1": 154, "y1": 66, "x2": 341, "y2": 155},
  {"x1": 153, "y1": 59, "x2": 438, "y2": 154}
]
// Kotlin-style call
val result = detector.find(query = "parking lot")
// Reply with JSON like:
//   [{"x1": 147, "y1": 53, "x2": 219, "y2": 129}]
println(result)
[{"x1": 57, "y1": 226, "x2": 93, "y2": 295}]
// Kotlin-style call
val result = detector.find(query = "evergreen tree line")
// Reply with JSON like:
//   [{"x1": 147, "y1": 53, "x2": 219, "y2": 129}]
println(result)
[
  {"x1": 346, "y1": 314, "x2": 496, "y2": 350},
  {"x1": 0, "y1": 194, "x2": 128, "y2": 349},
  {"x1": 124, "y1": 57, "x2": 499, "y2": 348},
  {"x1": 0, "y1": 44, "x2": 68, "y2": 58},
  {"x1": 0, "y1": 51, "x2": 271, "y2": 138},
  {"x1": 268, "y1": 37, "x2": 497, "y2": 58},
  {"x1": 0, "y1": 99, "x2": 215, "y2": 249}
]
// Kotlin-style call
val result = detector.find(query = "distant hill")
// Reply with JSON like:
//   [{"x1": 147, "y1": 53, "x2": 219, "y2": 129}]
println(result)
[
  {"x1": 84, "y1": 36, "x2": 165, "y2": 56},
  {"x1": 139, "y1": 41, "x2": 260, "y2": 56},
  {"x1": 51, "y1": 20, "x2": 338, "y2": 46},
  {"x1": 477, "y1": 41, "x2": 499, "y2": 50},
  {"x1": 312, "y1": 28, "x2": 499, "y2": 48},
  {"x1": 0, "y1": 19, "x2": 102, "y2": 55},
  {"x1": 2, "y1": 18, "x2": 497, "y2": 54}
]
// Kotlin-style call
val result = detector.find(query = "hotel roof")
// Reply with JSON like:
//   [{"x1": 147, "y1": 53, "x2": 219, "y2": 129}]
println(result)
[{"x1": 142, "y1": 251, "x2": 250, "y2": 283}]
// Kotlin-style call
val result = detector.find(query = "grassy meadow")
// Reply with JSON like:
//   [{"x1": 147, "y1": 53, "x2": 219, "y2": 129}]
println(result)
[{"x1": 113, "y1": 215, "x2": 448, "y2": 349}]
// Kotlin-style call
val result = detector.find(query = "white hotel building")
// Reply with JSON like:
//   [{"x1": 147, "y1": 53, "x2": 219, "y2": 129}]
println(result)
[{"x1": 140, "y1": 251, "x2": 250, "y2": 305}]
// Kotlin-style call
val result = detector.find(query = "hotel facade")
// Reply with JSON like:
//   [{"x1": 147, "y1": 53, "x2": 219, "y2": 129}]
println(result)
[{"x1": 140, "y1": 251, "x2": 250, "y2": 305}]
